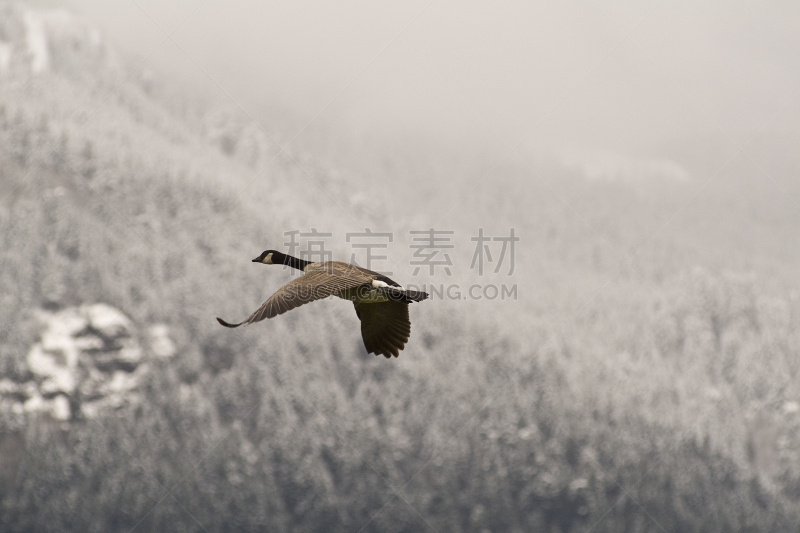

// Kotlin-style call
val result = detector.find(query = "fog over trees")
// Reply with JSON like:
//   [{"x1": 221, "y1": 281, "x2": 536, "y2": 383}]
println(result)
[{"x1": 1, "y1": 2, "x2": 800, "y2": 531}]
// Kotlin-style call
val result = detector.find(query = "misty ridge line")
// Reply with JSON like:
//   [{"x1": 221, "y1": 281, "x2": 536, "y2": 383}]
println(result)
[{"x1": 128, "y1": 0, "x2": 438, "y2": 282}]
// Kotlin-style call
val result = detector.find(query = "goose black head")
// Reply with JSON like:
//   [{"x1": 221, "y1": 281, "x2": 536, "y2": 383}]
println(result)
[{"x1": 253, "y1": 250, "x2": 284, "y2": 265}]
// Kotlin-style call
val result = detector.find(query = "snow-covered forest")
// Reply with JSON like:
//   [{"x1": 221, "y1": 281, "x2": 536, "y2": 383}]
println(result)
[{"x1": 2, "y1": 2, "x2": 800, "y2": 531}]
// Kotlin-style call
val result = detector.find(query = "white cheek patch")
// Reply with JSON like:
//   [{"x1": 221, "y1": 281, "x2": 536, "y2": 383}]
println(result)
[{"x1": 264, "y1": 253, "x2": 273, "y2": 264}]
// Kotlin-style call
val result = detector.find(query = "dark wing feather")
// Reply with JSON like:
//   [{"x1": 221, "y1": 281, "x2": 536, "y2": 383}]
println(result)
[
  {"x1": 216, "y1": 266, "x2": 372, "y2": 328},
  {"x1": 354, "y1": 301, "x2": 411, "y2": 358}
]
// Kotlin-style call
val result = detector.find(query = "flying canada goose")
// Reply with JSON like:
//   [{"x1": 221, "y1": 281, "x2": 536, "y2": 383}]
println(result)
[{"x1": 217, "y1": 250, "x2": 429, "y2": 358}]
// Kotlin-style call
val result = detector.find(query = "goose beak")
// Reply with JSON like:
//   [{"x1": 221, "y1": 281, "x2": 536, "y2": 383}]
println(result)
[{"x1": 252, "y1": 257, "x2": 261, "y2": 263}]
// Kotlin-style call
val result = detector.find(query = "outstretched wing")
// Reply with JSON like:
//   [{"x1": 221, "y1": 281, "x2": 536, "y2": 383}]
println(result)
[
  {"x1": 354, "y1": 301, "x2": 411, "y2": 358},
  {"x1": 217, "y1": 267, "x2": 372, "y2": 328}
]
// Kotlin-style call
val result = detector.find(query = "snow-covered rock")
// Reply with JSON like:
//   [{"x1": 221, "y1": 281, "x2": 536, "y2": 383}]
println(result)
[
  {"x1": 1, "y1": 304, "x2": 177, "y2": 423},
  {"x1": 147, "y1": 324, "x2": 177, "y2": 358},
  {"x1": 0, "y1": 4, "x2": 120, "y2": 80},
  {"x1": 23, "y1": 10, "x2": 50, "y2": 74}
]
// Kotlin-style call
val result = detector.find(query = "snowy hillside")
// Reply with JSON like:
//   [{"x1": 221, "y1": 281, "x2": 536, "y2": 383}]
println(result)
[{"x1": 2, "y1": 3, "x2": 800, "y2": 532}]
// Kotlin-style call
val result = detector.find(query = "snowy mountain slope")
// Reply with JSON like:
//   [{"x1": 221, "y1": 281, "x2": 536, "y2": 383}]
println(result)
[{"x1": 1, "y1": 3, "x2": 800, "y2": 531}]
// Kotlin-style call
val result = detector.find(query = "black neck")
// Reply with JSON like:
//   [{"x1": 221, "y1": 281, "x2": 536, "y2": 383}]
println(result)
[{"x1": 282, "y1": 254, "x2": 312, "y2": 271}]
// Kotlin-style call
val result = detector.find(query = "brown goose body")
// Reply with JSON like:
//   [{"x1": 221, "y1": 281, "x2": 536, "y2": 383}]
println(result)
[{"x1": 217, "y1": 251, "x2": 428, "y2": 358}]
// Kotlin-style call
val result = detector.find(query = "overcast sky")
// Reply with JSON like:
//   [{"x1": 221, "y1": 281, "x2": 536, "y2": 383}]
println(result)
[{"x1": 51, "y1": 0, "x2": 800, "y2": 164}]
